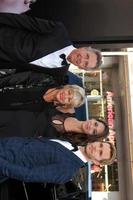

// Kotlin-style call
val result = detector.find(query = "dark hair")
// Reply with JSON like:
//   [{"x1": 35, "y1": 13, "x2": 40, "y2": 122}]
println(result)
[{"x1": 63, "y1": 119, "x2": 109, "y2": 146}]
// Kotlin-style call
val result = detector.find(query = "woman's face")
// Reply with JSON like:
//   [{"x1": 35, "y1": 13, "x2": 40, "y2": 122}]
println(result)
[
  {"x1": 82, "y1": 119, "x2": 105, "y2": 136},
  {"x1": 56, "y1": 87, "x2": 75, "y2": 106}
]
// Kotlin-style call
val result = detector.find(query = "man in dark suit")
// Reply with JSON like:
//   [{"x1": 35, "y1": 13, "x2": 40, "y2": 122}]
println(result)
[
  {"x1": 0, "y1": 13, "x2": 102, "y2": 76},
  {"x1": 0, "y1": 137, "x2": 116, "y2": 183}
]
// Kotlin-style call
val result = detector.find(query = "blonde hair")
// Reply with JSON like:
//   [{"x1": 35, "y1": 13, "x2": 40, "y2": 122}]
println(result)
[{"x1": 63, "y1": 84, "x2": 85, "y2": 108}]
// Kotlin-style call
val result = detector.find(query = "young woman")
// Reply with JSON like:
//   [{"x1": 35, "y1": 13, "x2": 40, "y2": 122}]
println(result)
[{"x1": 49, "y1": 114, "x2": 109, "y2": 146}]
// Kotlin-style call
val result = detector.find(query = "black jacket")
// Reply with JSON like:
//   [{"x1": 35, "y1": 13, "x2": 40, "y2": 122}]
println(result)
[
  {"x1": 0, "y1": 13, "x2": 71, "y2": 77},
  {"x1": 0, "y1": 70, "x2": 67, "y2": 111}
]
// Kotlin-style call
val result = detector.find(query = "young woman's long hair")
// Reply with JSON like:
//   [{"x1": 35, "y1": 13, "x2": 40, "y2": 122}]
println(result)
[{"x1": 63, "y1": 119, "x2": 109, "y2": 146}]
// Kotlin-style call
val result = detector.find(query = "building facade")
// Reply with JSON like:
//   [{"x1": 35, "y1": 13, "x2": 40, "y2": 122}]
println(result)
[{"x1": 70, "y1": 48, "x2": 133, "y2": 200}]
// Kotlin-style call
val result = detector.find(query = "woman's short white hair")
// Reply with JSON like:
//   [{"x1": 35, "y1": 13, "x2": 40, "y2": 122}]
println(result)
[{"x1": 64, "y1": 84, "x2": 85, "y2": 108}]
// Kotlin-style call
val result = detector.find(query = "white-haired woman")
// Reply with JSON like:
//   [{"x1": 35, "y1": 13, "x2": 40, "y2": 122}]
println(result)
[{"x1": 0, "y1": 70, "x2": 85, "y2": 113}]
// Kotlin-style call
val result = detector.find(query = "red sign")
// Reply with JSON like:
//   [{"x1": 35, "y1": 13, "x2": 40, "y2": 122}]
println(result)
[
  {"x1": 106, "y1": 91, "x2": 116, "y2": 144},
  {"x1": 106, "y1": 91, "x2": 114, "y2": 129}
]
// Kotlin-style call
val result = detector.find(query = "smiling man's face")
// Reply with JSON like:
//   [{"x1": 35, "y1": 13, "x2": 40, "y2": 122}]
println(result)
[{"x1": 67, "y1": 48, "x2": 97, "y2": 70}]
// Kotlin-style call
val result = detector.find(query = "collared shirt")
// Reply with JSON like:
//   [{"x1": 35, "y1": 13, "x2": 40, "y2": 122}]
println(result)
[
  {"x1": 50, "y1": 139, "x2": 87, "y2": 163},
  {"x1": 30, "y1": 45, "x2": 75, "y2": 68}
]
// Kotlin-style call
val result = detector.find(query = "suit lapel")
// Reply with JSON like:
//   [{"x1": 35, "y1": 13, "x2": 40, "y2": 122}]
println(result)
[
  {"x1": 36, "y1": 138, "x2": 85, "y2": 168},
  {"x1": 53, "y1": 140, "x2": 85, "y2": 166}
]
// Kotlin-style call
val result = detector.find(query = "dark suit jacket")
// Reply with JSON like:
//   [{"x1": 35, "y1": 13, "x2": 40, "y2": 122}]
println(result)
[
  {"x1": 0, "y1": 110, "x2": 38, "y2": 137},
  {"x1": 0, "y1": 137, "x2": 85, "y2": 183},
  {"x1": 0, "y1": 70, "x2": 65, "y2": 111},
  {"x1": 0, "y1": 13, "x2": 72, "y2": 62},
  {"x1": 0, "y1": 13, "x2": 71, "y2": 75}
]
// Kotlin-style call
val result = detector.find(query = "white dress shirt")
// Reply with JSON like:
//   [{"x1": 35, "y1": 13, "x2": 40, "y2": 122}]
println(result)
[
  {"x1": 30, "y1": 45, "x2": 75, "y2": 68},
  {"x1": 50, "y1": 139, "x2": 87, "y2": 163}
]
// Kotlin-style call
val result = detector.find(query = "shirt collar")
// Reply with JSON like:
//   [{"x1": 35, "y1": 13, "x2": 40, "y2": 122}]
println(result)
[
  {"x1": 62, "y1": 45, "x2": 76, "y2": 64},
  {"x1": 50, "y1": 139, "x2": 87, "y2": 163}
]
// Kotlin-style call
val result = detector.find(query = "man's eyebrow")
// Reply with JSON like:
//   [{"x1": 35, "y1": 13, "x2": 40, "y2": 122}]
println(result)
[{"x1": 93, "y1": 130, "x2": 97, "y2": 135}]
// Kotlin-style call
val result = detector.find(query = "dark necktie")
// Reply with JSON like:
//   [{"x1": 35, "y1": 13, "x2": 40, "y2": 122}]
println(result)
[
  {"x1": 60, "y1": 54, "x2": 69, "y2": 66},
  {"x1": 71, "y1": 144, "x2": 78, "y2": 152}
]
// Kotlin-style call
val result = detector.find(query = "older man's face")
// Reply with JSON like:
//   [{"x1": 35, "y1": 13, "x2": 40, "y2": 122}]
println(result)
[{"x1": 67, "y1": 48, "x2": 97, "y2": 70}]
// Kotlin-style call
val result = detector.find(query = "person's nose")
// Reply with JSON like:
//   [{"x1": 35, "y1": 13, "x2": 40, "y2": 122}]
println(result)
[
  {"x1": 90, "y1": 122, "x2": 95, "y2": 132},
  {"x1": 91, "y1": 144, "x2": 96, "y2": 153},
  {"x1": 83, "y1": 57, "x2": 88, "y2": 63},
  {"x1": 69, "y1": 93, "x2": 73, "y2": 99},
  {"x1": 97, "y1": 144, "x2": 102, "y2": 152},
  {"x1": 67, "y1": 92, "x2": 73, "y2": 101},
  {"x1": 64, "y1": 92, "x2": 71, "y2": 103}
]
